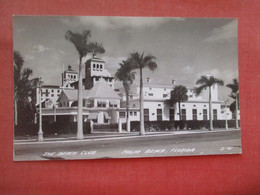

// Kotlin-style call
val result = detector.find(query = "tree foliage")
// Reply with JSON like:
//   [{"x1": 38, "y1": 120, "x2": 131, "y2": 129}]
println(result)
[
  {"x1": 170, "y1": 85, "x2": 188, "y2": 105},
  {"x1": 115, "y1": 60, "x2": 136, "y2": 131},
  {"x1": 169, "y1": 85, "x2": 188, "y2": 121},
  {"x1": 195, "y1": 75, "x2": 224, "y2": 130},
  {"x1": 128, "y1": 51, "x2": 158, "y2": 135},
  {"x1": 195, "y1": 75, "x2": 224, "y2": 95},
  {"x1": 65, "y1": 29, "x2": 105, "y2": 139},
  {"x1": 13, "y1": 50, "x2": 35, "y2": 125},
  {"x1": 226, "y1": 78, "x2": 239, "y2": 112},
  {"x1": 65, "y1": 30, "x2": 105, "y2": 58}
]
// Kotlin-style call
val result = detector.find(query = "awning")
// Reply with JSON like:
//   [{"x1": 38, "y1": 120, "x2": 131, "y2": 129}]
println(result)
[
  {"x1": 88, "y1": 113, "x2": 98, "y2": 120},
  {"x1": 109, "y1": 100, "x2": 118, "y2": 105},
  {"x1": 104, "y1": 112, "x2": 111, "y2": 120}
]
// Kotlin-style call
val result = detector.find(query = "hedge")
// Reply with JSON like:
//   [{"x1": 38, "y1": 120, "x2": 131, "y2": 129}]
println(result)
[
  {"x1": 14, "y1": 122, "x2": 91, "y2": 136},
  {"x1": 130, "y1": 120, "x2": 240, "y2": 132}
]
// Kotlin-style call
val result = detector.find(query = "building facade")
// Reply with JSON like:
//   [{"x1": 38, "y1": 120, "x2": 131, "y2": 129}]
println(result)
[{"x1": 38, "y1": 56, "x2": 238, "y2": 127}]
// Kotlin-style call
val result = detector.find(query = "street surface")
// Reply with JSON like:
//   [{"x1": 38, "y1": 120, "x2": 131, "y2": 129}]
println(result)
[{"x1": 14, "y1": 130, "x2": 241, "y2": 161}]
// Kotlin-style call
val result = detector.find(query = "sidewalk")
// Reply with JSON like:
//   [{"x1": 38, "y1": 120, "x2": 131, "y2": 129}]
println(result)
[{"x1": 14, "y1": 128, "x2": 240, "y2": 144}]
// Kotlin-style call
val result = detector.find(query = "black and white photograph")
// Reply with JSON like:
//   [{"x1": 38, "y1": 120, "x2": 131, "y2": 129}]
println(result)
[{"x1": 13, "y1": 16, "x2": 241, "y2": 161}]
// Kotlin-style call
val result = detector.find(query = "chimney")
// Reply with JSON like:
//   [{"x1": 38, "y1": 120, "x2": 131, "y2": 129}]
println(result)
[{"x1": 68, "y1": 65, "x2": 72, "y2": 71}]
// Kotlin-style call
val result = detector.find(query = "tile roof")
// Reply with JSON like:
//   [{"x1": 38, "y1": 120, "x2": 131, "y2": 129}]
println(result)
[
  {"x1": 88, "y1": 78, "x2": 121, "y2": 99},
  {"x1": 61, "y1": 89, "x2": 90, "y2": 101}
]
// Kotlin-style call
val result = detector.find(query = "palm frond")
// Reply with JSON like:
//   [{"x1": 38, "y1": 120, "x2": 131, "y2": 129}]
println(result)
[
  {"x1": 146, "y1": 61, "x2": 158, "y2": 71},
  {"x1": 87, "y1": 42, "x2": 105, "y2": 55},
  {"x1": 196, "y1": 75, "x2": 209, "y2": 85},
  {"x1": 195, "y1": 85, "x2": 207, "y2": 95}
]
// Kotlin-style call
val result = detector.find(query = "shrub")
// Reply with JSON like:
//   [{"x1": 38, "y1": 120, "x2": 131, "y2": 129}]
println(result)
[
  {"x1": 130, "y1": 120, "x2": 240, "y2": 132},
  {"x1": 93, "y1": 123, "x2": 118, "y2": 130},
  {"x1": 14, "y1": 121, "x2": 91, "y2": 136}
]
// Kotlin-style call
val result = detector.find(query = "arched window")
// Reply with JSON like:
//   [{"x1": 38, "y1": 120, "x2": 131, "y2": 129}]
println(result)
[
  {"x1": 93, "y1": 64, "x2": 96, "y2": 70},
  {"x1": 71, "y1": 101, "x2": 78, "y2": 107}
]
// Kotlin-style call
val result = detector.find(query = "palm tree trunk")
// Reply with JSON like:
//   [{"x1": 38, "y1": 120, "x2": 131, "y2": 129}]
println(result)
[
  {"x1": 139, "y1": 67, "x2": 145, "y2": 135},
  {"x1": 209, "y1": 86, "x2": 213, "y2": 131},
  {"x1": 77, "y1": 57, "x2": 84, "y2": 139},
  {"x1": 14, "y1": 97, "x2": 18, "y2": 126},
  {"x1": 125, "y1": 88, "x2": 130, "y2": 132},
  {"x1": 178, "y1": 101, "x2": 181, "y2": 121}
]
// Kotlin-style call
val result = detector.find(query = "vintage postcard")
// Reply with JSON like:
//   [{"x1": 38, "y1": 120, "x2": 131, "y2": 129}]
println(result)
[{"x1": 13, "y1": 16, "x2": 241, "y2": 161}]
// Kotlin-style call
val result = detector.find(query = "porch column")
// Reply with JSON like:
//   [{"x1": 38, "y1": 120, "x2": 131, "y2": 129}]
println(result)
[
  {"x1": 90, "y1": 120, "x2": 94, "y2": 133},
  {"x1": 118, "y1": 118, "x2": 122, "y2": 133},
  {"x1": 127, "y1": 120, "x2": 131, "y2": 132}
]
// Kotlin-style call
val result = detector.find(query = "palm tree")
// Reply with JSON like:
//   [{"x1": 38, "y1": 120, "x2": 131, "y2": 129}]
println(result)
[
  {"x1": 65, "y1": 30, "x2": 105, "y2": 139},
  {"x1": 128, "y1": 52, "x2": 158, "y2": 135},
  {"x1": 226, "y1": 79, "x2": 239, "y2": 128},
  {"x1": 115, "y1": 60, "x2": 136, "y2": 132},
  {"x1": 169, "y1": 85, "x2": 188, "y2": 121},
  {"x1": 13, "y1": 50, "x2": 33, "y2": 126},
  {"x1": 195, "y1": 75, "x2": 224, "y2": 130}
]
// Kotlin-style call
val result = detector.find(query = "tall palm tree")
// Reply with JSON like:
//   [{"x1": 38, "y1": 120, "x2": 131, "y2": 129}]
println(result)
[
  {"x1": 128, "y1": 52, "x2": 158, "y2": 135},
  {"x1": 169, "y1": 85, "x2": 188, "y2": 121},
  {"x1": 115, "y1": 60, "x2": 136, "y2": 132},
  {"x1": 13, "y1": 50, "x2": 33, "y2": 126},
  {"x1": 226, "y1": 78, "x2": 239, "y2": 128},
  {"x1": 195, "y1": 75, "x2": 224, "y2": 130},
  {"x1": 65, "y1": 30, "x2": 105, "y2": 139}
]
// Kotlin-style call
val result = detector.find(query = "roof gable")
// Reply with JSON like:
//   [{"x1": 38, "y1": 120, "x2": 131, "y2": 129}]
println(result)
[
  {"x1": 58, "y1": 89, "x2": 90, "y2": 101},
  {"x1": 88, "y1": 78, "x2": 120, "y2": 99}
]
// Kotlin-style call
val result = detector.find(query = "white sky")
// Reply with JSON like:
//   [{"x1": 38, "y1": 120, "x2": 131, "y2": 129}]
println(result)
[{"x1": 13, "y1": 16, "x2": 238, "y2": 99}]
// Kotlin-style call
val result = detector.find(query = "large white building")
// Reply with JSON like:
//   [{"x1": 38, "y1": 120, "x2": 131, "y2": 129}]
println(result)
[{"x1": 38, "y1": 56, "x2": 239, "y2": 127}]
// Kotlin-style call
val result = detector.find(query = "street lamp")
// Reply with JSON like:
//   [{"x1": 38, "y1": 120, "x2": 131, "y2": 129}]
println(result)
[
  {"x1": 224, "y1": 99, "x2": 230, "y2": 130},
  {"x1": 235, "y1": 90, "x2": 239, "y2": 129},
  {"x1": 38, "y1": 77, "x2": 44, "y2": 141}
]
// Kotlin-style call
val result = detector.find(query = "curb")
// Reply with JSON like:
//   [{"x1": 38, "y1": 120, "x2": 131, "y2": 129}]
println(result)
[{"x1": 14, "y1": 129, "x2": 240, "y2": 145}]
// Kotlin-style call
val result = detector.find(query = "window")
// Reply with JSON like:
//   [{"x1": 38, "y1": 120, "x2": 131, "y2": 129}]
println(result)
[
  {"x1": 51, "y1": 94, "x2": 54, "y2": 97},
  {"x1": 158, "y1": 104, "x2": 161, "y2": 107},
  {"x1": 130, "y1": 112, "x2": 133, "y2": 116},
  {"x1": 148, "y1": 93, "x2": 153, "y2": 96},
  {"x1": 213, "y1": 109, "x2": 218, "y2": 120},
  {"x1": 157, "y1": 109, "x2": 163, "y2": 121},
  {"x1": 163, "y1": 94, "x2": 168, "y2": 98},
  {"x1": 130, "y1": 95, "x2": 133, "y2": 100},
  {"x1": 119, "y1": 112, "x2": 125, "y2": 118},
  {"x1": 169, "y1": 109, "x2": 175, "y2": 121},
  {"x1": 192, "y1": 109, "x2": 197, "y2": 120},
  {"x1": 93, "y1": 64, "x2": 96, "y2": 70},
  {"x1": 149, "y1": 88, "x2": 152, "y2": 90},
  {"x1": 96, "y1": 64, "x2": 99, "y2": 71},
  {"x1": 144, "y1": 109, "x2": 149, "y2": 121},
  {"x1": 51, "y1": 89, "x2": 54, "y2": 92},
  {"x1": 97, "y1": 101, "x2": 106, "y2": 107},
  {"x1": 203, "y1": 109, "x2": 207, "y2": 120},
  {"x1": 104, "y1": 115, "x2": 109, "y2": 123},
  {"x1": 134, "y1": 112, "x2": 137, "y2": 116},
  {"x1": 57, "y1": 90, "x2": 60, "y2": 93},
  {"x1": 100, "y1": 65, "x2": 103, "y2": 71},
  {"x1": 181, "y1": 109, "x2": 186, "y2": 121}
]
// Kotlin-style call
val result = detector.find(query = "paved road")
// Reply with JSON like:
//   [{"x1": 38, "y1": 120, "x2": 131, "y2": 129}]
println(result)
[{"x1": 14, "y1": 130, "x2": 241, "y2": 161}]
